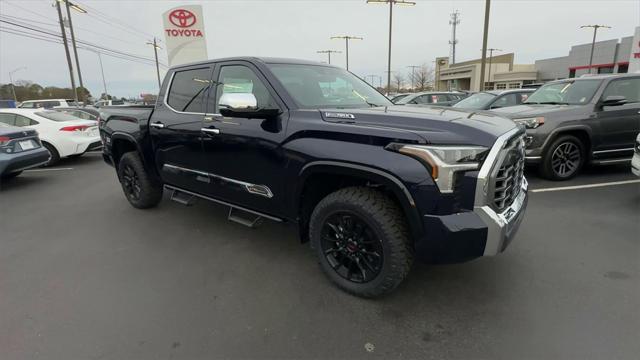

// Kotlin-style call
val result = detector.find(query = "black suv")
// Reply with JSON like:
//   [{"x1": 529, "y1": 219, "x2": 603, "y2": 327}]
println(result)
[
  {"x1": 99, "y1": 57, "x2": 528, "y2": 297},
  {"x1": 493, "y1": 74, "x2": 640, "y2": 180}
]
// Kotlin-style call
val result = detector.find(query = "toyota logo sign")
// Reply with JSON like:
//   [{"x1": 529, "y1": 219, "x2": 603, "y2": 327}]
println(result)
[{"x1": 169, "y1": 9, "x2": 196, "y2": 28}]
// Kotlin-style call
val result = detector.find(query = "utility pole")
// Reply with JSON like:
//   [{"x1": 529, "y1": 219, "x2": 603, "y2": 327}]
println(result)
[
  {"x1": 8, "y1": 67, "x2": 26, "y2": 102},
  {"x1": 366, "y1": 0, "x2": 416, "y2": 94},
  {"x1": 330, "y1": 35, "x2": 362, "y2": 70},
  {"x1": 316, "y1": 50, "x2": 341, "y2": 64},
  {"x1": 55, "y1": 0, "x2": 78, "y2": 102},
  {"x1": 147, "y1": 38, "x2": 162, "y2": 90},
  {"x1": 478, "y1": 0, "x2": 491, "y2": 91},
  {"x1": 449, "y1": 10, "x2": 460, "y2": 64},
  {"x1": 407, "y1": 65, "x2": 419, "y2": 91},
  {"x1": 581, "y1": 24, "x2": 611, "y2": 74},
  {"x1": 483, "y1": 48, "x2": 502, "y2": 90},
  {"x1": 64, "y1": 0, "x2": 86, "y2": 101},
  {"x1": 95, "y1": 51, "x2": 108, "y2": 98}
]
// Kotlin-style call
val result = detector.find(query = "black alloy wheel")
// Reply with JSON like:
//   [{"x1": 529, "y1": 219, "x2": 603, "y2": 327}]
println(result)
[
  {"x1": 121, "y1": 163, "x2": 142, "y2": 201},
  {"x1": 320, "y1": 212, "x2": 384, "y2": 283}
]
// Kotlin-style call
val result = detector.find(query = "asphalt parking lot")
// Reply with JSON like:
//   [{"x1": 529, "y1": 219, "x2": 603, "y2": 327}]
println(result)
[{"x1": 1, "y1": 153, "x2": 639, "y2": 360}]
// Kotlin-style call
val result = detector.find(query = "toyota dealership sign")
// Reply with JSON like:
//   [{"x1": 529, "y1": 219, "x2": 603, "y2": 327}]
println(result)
[{"x1": 163, "y1": 5, "x2": 208, "y2": 66}]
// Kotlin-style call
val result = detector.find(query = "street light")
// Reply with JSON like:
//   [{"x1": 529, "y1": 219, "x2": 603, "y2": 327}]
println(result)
[
  {"x1": 366, "y1": 0, "x2": 416, "y2": 94},
  {"x1": 330, "y1": 35, "x2": 363, "y2": 70},
  {"x1": 316, "y1": 50, "x2": 341, "y2": 64},
  {"x1": 481, "y1": 48, "x2": 502, "y2": 90},
  {"x1": 8, "y1": 67, "x2": 26, "y2": 102},
  {"x1": 581, "y1": 24, "x2": 611, "y2": 74}
]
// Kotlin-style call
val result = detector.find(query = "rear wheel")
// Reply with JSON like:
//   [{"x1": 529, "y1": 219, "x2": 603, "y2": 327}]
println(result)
[
  {"x1": 42, "y1": 142, "x2": 60, "y2": 167},
  {"x1": 309, "y1": 187, "x2": 413, "y2": 298},
  {"x1": 117, "y1": 152, "x2": 163, "y2": 209},
  {"x1": 540, "y1": 135, "x2": 585, "y2": 180}
]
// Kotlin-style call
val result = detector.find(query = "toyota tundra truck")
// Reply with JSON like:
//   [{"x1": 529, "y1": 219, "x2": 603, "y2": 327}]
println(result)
[{"x1": 99, "y1": 57, "x2": 528, "y2": 297}]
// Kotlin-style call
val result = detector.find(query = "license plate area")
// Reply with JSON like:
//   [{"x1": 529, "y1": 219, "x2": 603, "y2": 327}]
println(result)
[{"x1": 18, "y1": 139, "x2": 37, "y2": 151}]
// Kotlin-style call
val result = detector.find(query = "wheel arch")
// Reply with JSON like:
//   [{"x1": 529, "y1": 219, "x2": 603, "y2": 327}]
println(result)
[
  {"x1": 294, "y1": 161, "x2": 422, "y2": 244},
  {"x1": 110, "y1": 132, "x2": 144, "y2": 168},
  {"x1": 542, "y1": 126, "x2": 593, "y2": 159}
]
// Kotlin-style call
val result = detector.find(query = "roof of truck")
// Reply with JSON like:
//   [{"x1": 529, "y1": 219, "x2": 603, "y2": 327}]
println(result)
[{"x1": 170, "y1": 57, "x2": 335, "y2": 70}]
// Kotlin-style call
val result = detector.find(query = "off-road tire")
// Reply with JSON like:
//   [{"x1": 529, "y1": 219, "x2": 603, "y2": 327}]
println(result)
[
  {"x1": 117, "y1": 151, "x2": 163, "y2": 209},
  {"x1": 309, "y1": 186, "x2": 413, "y2": 298}
]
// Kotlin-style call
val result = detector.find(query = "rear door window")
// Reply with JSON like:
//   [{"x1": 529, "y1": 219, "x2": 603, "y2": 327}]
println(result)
[
  {"x1": 601, "y1": 78, "x2": 640, "y2": 103},
  {"x1": 15, "y1": 115, "x2": 36, "y2": 126},
  {"x1": 0, "y1": 113, "x2": 16, "y2": 125},
  {"x1": 167, "y1": 67, "x2": 213, "y2": 113}
]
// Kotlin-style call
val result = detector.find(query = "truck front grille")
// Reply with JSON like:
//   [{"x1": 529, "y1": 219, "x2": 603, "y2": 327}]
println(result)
[{"x1": 493, "y1": 135, "x2": 525, "y2": 212}]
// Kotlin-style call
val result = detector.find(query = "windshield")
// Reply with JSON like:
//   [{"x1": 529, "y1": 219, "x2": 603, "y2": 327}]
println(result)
[
  {"x1": 111, "y1": 100, "x2": 125, "y2": 105},
  {"x1": 35, "y1": 111, "x2": 85, "y2": 122},
  {"x1": 391, "y1": 94, "x2": 409, "y2": 103},
  {"x1": 395, "y1": 94, "x2": 420, "y2": 105},
  {"x1": 452, "y1": 92, "x2": 496, "y2": 110},
  {"x1": 268, "y1": 64, "x2": 392, "y2": 108},
  {"x1": 525, "y1": 80, "x2": 602, "y2": 105}
]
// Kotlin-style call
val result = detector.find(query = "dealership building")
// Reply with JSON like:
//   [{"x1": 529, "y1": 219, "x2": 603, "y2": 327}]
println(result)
[{"x1": 435, "y1": 27, "x2": 638, "y2": 92}]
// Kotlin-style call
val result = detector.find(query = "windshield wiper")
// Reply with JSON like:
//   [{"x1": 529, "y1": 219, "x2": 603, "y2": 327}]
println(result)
[
  {"x1": 351, "y1": 89, "x2": 381, "y2": 107},
  {"x1": 537, "y1": 101, "x2": 569, "y2": 105}
]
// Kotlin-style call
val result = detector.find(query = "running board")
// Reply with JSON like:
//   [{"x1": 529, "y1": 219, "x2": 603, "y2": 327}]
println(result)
[
  {"x1": 228, "y1": 208, "x2": 263, "y2": 228},
  {"x1": 591, "y1": 157, "x2": 632, "y2": 165},
  {"x1": 163, "y1": 185, "x2": 282, "y2": 224}
]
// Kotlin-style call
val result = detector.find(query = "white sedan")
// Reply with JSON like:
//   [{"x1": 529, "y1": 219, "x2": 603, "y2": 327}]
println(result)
[{"x1": 0, "y1": 108, "x2": 101, "y2": 166}]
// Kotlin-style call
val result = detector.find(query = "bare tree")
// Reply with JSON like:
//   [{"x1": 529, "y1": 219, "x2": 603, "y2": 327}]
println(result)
[
  {"x1": 393, "y1": 72, "x2": 405, "y2": 92},
  {"x1": 414, "y1": 64, "x2": 435, "y2": 91}
]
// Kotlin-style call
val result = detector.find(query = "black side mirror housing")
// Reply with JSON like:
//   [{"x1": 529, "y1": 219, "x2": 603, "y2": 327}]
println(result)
[{"x1": 601, "y1": 95, "x2": 627, "y2": 107}]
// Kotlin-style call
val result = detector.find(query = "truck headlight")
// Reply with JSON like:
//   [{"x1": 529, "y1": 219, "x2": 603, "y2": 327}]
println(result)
[
  {"x1": 513, "y1": 116, "x2": 544, "y2": 129},
  {"x1": 390, "y1": 144, "x2": 488, "y2": 193}
]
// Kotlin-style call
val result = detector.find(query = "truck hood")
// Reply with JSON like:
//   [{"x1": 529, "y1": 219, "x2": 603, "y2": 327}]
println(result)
[
  {"x1": 320, "y1": 105, "x2": 518, "y2": 147},
  {"x1": 490, "y1": 104, "x2": 584, "y2": 119}
]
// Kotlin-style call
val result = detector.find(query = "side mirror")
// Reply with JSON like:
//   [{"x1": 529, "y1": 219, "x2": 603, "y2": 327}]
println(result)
[
  {"x1": 218, "y1": 93, "x2": 280, "y2": 119},
  {"x1": 601, "y1": 95, "x2": 627, "y2": 107}
]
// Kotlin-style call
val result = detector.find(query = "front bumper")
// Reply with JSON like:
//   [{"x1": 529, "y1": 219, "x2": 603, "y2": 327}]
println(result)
[{"x1": 0, "y1": 147, "x2": 51, "y2": 175}]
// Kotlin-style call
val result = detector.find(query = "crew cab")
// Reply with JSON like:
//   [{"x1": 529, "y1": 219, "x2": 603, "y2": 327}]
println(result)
[
  {"x1": 493, "y1": 74, "x2": 640, "y2": 180},
  {"x1": 99, "y1": 57, "x2": 529, "y2": 297}
]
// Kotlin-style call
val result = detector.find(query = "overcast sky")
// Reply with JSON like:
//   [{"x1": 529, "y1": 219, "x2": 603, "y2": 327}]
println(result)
[{"x1": 0, "y1": 0, "x2": 638, "y2": 98}]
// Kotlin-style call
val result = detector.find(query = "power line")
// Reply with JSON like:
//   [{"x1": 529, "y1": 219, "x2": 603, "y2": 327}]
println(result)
[
  {"x1": 0, "y1": 19, "x2": 166, "y2": 66},
  {"x1": 73, "y1": 0, "x2": 159, "y2": 41}
]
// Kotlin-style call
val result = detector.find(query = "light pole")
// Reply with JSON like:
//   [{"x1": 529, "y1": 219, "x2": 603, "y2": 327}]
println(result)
[
  {"x1": 482, "y1": 48, "x2": 502, "y2": 90},
  {"x1": 330, "y1": 35, "x2": 362, "y2": 71},
  {"x1": 581, "y1": 24, "x2": 611, "y2": 74},
  {"x1": 8, "y1": 67, "x2": 26, "y2": 102},
  {"x1": 62, "y1": 0, "x2": 87, "y2": 101},
  {"x1": 147, "y1": 38, "x2": 162, "y2": 90},
  {"x1": 478, "y1": 0, "x2": 491, "y2": 91},
  {"x1": 366, "y1": 0, "x2": 416, "y2": 94},
  {"x1": 316, "y1": 50, "x2": 341, "y2": 64},
  {"x1": 407, "y1": 65, "x2": 419, "y2": 91},
  {"x1": 55, "y1": 0, "x2": 78, "y2": 102}
]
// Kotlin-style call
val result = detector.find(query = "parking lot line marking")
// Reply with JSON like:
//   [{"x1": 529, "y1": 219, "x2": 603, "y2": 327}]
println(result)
[
  {"x1": 24, "y1": 167, "x2": 74, "y2": 172},
  {"x1": 531, "y1": 179, "x2": 640, "y2": 193}
]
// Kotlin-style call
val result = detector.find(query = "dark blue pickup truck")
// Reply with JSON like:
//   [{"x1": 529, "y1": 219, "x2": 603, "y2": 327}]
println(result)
[{"x1": 98, "y1": 57, "x2": 528, "y2": 297}]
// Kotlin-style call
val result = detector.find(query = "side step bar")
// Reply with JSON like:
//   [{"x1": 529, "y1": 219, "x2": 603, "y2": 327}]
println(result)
[
  {"x1": 591, "y1": 157, "x2": 632, "y2": 165},
  {"x1": 164, "y1": 185, "x2": 282, "y2": 227}
]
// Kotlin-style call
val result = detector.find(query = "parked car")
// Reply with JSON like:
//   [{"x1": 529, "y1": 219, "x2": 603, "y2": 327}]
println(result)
[
  {"x1": 0, "y1": 99, "x2": 17, "y2": 108},
  {"x1": 99, "y1": 57, "x2": 528, "y2": 297},
  {"x1": 0, "y1": 109, "x2": 101, "y2": 166},
  {"x1": 18, "y1": 99, "x2": 78, "y2": 109},
  {"x1": 0, "y1": 122, "x2": 50, "y2": 179},
  {"x1": 631, "y1": 133, "x2": 640, "y2": 177},
  {"x1": 493, "y1": 74, "x2": 640, "y2": 180},
  {"x1": 54, "y1": 107, "x2": 100, "y2": 121},
  {"x1": 389, "y1": 93, "x2": 410, "y2": 103},
  {"x1": 394, "y1": 91, "x2": 465, "y2": 106},
  {"x1": 453, "y1": 89, "x2": 535, "y2": 111},
  {"x1": 94, "y1": 99, "x2": 126, "y2": 108}
]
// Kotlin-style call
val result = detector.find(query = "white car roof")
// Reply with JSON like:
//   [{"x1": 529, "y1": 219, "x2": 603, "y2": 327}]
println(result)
[
  {"x1": 20, "y1": 99, "x2": 72, "y2": 102},
  {"x1": 0, "y1": 108, "x2": 50, "y2": 115}
]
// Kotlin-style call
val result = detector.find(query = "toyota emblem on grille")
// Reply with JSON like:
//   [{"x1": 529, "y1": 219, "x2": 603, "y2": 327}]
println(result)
[{"x1": 169, "y1": 9, "x2": 196, "y2": 28}]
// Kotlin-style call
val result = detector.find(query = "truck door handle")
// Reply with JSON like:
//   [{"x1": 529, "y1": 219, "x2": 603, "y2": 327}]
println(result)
[
  {"x1": 150, "y1": 122, "x2": 165, "y2": 128},
  {"x1": 201, "y1": 127, "x2": 220, "y2": 135}
]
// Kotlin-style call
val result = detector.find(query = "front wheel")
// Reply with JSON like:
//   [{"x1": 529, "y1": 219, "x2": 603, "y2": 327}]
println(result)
[
  {"x1": 117, "y1": 152, "x2": 163, "y2": 209},
  {"x1": 540, "y1": 135, "x2": 585, "y2": 180},
  {"x1": 309, "y1": 187, "x2": 413, "y2": 298}
]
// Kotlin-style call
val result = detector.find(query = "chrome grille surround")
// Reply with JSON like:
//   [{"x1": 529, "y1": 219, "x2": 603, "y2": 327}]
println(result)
[{"x1": 492, "y1": 135, "x2": 526, "y2": 212}]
